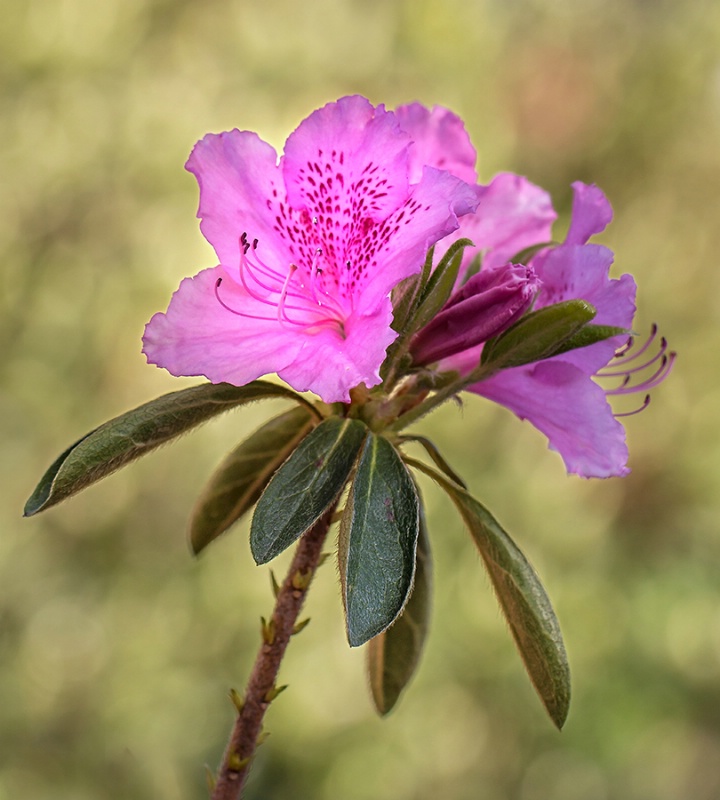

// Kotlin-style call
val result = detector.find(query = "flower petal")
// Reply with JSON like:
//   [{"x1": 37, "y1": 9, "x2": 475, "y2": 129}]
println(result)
[
  {"x1": 470, "y1": 361, "x2": 630, "y2": 478},
  {"x1": 186, "y1": 130, "x2": 291, "y2": 275},
  {"x1": 278, "y1": 302, "x2": 397, "y2": 402},
  {"x1": 536, "y1": 244, "x2": 637, "y2": 373},
  {"x1": 460, "y1": 173, "x2": 557, "y2": 271},
  {"x1": 282, "y1": 95, "x2": 411, "y2": 223},
  {"x1": 565, "y1": 182, "x2": 613, "y2": 245},
  {"x1": 142, "y1": 266, "x2": 398, "y2": 403},
  {"x1": 395, "y1": 103, "x2": 478, "y2": 185},
  {"x1": 143, "y1": 266, "x2": 304, "y2": 385},
  {"x1": 356, "y1": 166, "x2": 481, "y2": 315}
]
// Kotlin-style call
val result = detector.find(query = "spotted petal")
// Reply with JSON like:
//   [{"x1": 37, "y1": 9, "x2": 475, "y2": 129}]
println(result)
[
  {"x1": 145, "y1": 96, "x2": 480, "y2": 403},
  {"x1": 283, "y1": 95, "x2": 411, "y2": 223}
]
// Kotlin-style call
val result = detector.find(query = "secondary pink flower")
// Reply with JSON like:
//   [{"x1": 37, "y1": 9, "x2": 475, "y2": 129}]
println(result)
[
  {"x1": 389, "y1": 110, "x2": 653, "y2": 476},
  {"x1": 446, "y1": 182, "x2": 671, "y2": 478},
  {"x1": 143, "y1": 96, "x2": 479, "y2": 402}
]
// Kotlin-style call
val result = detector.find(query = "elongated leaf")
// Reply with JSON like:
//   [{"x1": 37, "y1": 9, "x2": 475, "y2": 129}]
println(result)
[
  {"x1": 339, "y1": 434, "x2": 419, "y2": 647},
  {"x1": 549, "y1": 323, "x2": 628, "y2": 357},
  {"x1": 24, "y1": 381, "x2": 312, "y2": 517},
  {"x1": 410, "y1": 239, "x2": 472, "y2": 333},
  {"x1": 459, "y1": 252, "x2": 482, "y2": 285},
  {"x1": 251, "y1": 417, "x2": 368, "y2": 565},
  {"x1": 407, "y1": 458, "x2": 570, "y2": 729},
  {"x1": 382, "y1": 248, "x2": 436, "y2": 382},
  {"x1": 390, "y1": 245, "x2": 434, "y2": 334},
  {"x1": 479, "y1": 299, "x2": 596, "y2": 372},
  {"x1": 190, "y1": 406, "x2": 317, "y2": 555},
  {"x1": 367, "y1": 505, "x2": 431, "y2": 715},
  {"x1": 510, "y1": 241, "x2": 555, "y2": 265},
  {"x1": 397, "y1": 435, "x2": 467, "y2": 489}
]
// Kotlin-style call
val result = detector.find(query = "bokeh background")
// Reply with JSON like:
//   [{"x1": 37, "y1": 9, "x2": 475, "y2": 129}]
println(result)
[{"x1": 2, "y1": 0, "x2": 719, "y2": 798}]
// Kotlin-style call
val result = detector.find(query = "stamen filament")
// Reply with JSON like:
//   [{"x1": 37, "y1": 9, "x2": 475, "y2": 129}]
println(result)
[
  {"x1": 606, "y1": 352, "x2": 675, "y2": 395},
  {"x1": 214, "y1": 278, "x2": 278, "y2": 321},
  {"x1": 611, "y1": 324, "x2": 658, "y2": 365},
  {"x1": 615, "y1": 395, "x2": 651, "y2": 417},
  {"x1": 215, "y1": 231, "x2": 347, "y2": 335},
  {"x1": 599, "y1": 337, "x2": 668, "y2": 377},
  {"x1": 277, "y1": 266, "x2": 298, "y2": 326},
  {"x1": 600, "y1": 324, "x2": 675, "y2": 419}
]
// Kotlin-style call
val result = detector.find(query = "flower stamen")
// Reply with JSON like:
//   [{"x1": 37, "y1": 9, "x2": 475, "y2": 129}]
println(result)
[
  {"x1": 607, "y1": 323, "x2": 658, "y2": 365},
  {"x1": 597, "y1": 325, "x2": 676, "y2": 416},
  {"x1": 277, "y1": 265, "x2": 299, "y2": 327},
  {"x1": 214, "y1": 233, "x2": 347, "y2": 335},
  {"x1": 214, "y1": 278, "x2": 277, "y2": 321},
  {"x1": 614, "y1": 394, "x2": 651, "y2": 417}
]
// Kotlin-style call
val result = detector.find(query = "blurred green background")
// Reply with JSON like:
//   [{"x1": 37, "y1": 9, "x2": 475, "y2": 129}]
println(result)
[{"x1": 2, "y1": 0, "x2": 719, "y2": 798}]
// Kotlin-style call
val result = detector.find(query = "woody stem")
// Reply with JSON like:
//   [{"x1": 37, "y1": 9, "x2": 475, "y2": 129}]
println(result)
[{"x1": 210, "y1": 508, "x2": 334, "y2": 800}]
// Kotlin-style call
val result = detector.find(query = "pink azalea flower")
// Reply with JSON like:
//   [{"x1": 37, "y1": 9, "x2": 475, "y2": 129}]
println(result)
[
  {"x1": 444, "y1": 183, "x2": 675, "y2": 479},
  {"x1": 391, "y1": 108, "x2": 662, "y2": 476},
  {"x1": 143, "y1": 96, "x2": 479, "y2": 403}
]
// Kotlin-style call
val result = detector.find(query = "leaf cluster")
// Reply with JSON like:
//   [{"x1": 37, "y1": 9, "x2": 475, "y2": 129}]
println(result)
[{"x1": 25, "y1": 376, "x2": 571, "y2": 726}]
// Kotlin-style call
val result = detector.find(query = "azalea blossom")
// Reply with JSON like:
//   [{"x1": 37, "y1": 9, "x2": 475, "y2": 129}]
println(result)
[
  {"x1": 395, "y1": 104, "x2": 672, "y2": 477},
  {"x1": 143, "y1": 96, "x2": 479, "y2": 403},
  {"x1": 440, "y1": 183, "x2": 674, "y2": 478}
]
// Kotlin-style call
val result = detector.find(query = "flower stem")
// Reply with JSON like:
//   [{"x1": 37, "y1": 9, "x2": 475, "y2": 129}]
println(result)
[{"x1": 210, "y1": 509, "x2": 334, "y2": 800}]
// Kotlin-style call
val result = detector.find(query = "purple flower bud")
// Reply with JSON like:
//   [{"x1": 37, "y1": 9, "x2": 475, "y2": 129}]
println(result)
[{"x1": 411, "y1": 264, "x2": 541, "y2": 365}]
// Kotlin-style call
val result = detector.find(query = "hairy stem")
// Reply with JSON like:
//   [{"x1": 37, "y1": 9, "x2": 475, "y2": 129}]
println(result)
[{"x1": 211, "y1": 509, "x2": 334, "y2": 800}]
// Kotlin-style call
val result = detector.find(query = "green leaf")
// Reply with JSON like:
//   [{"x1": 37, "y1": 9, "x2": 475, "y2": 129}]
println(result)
[
  {"x1": 397, "y1": 434, "x2": 467, "y2": 489},
  {"x1": 250, "y1": 417, "x2": 368, "y2": 565},
  {"x1": 390, "y1": 246, "x2": 434, "y2": 334},
  {"x1": 339, "y1": 434, "x2": 420, "y2": 647},
  {"x1": 367, "y1": 504, "x2": 431, "y2": 715},
  {"x1": 509, "y1": 241, "x2": 555, "y2": 265},
  {"x1": 24, "y1": 381, "x2": 312, "y2": 517},
  {"x1": 549, "y1": 323, "x2": 629, "y2": 357},
  {"x1": 382, "y1": 248, "x2": 436, "y2": 383},
  {"x1": 189, "y1": 406, "x2": 317, "y2": 555},
  {"x1": 480, "y1": 299, "x2": 597, "y2": 373},
  {"x1": 407, "y1": 458, "x2": 570, "y2": 729},
  {"x1": 410, "y1": 238, "x2": 472, "y2": 333},
  {"x1": 459, "y1": 252, "x2": 482, "y2": 285}
]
